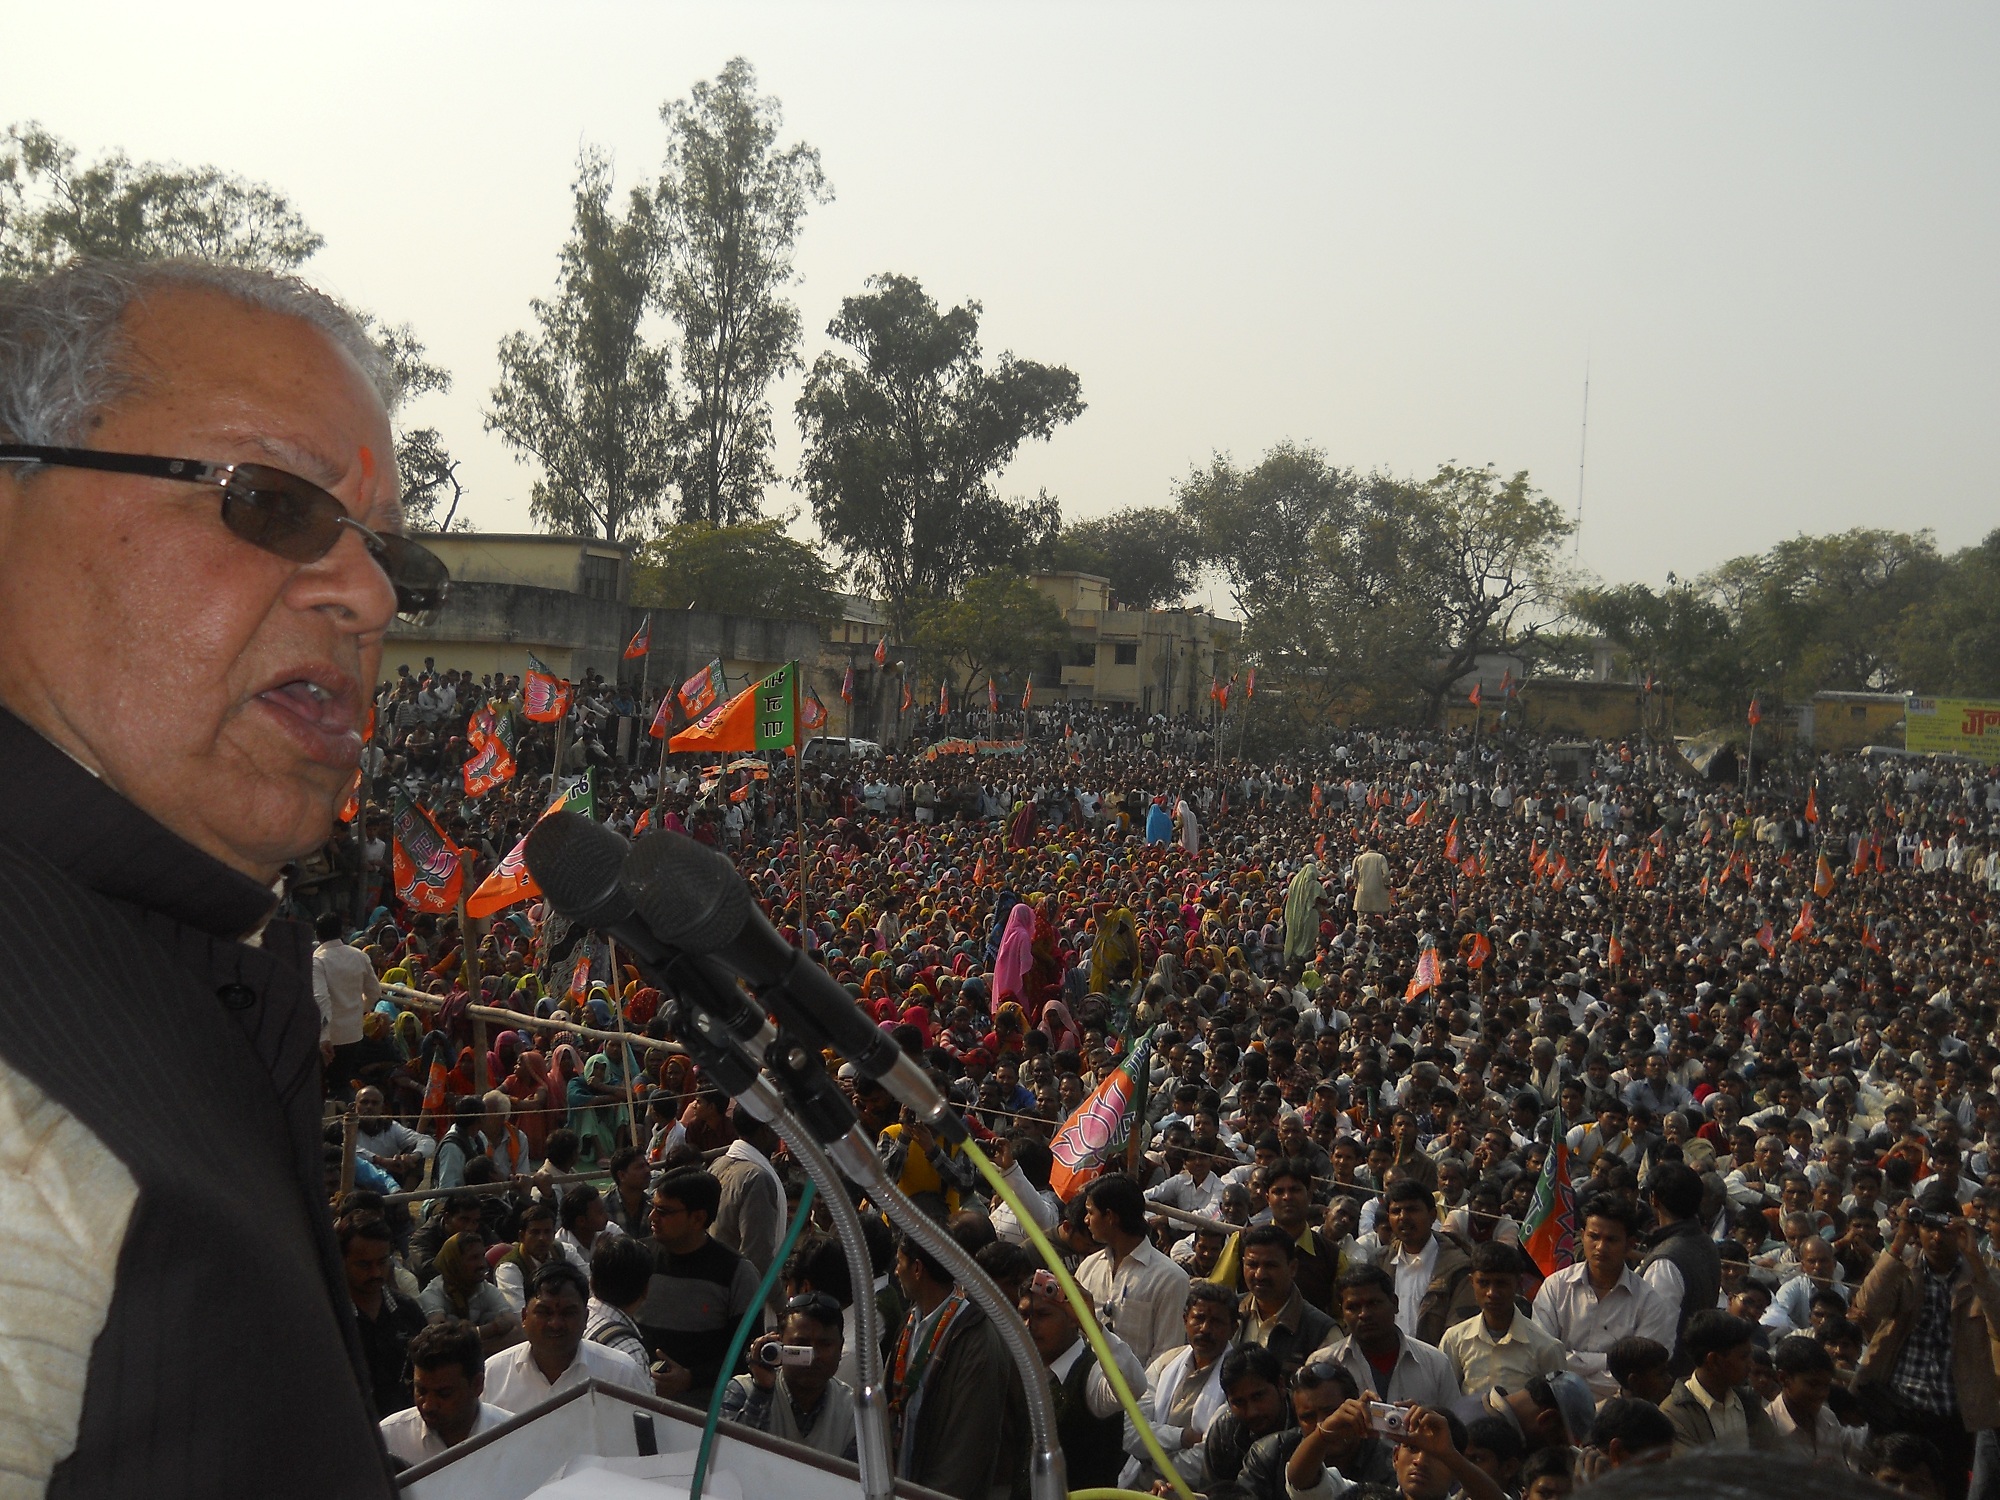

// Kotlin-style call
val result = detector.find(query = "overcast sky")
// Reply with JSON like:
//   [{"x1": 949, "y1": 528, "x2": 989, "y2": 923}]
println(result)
[{"x1": 13, "y1": 2, "x2": 1996, "y2": 599}]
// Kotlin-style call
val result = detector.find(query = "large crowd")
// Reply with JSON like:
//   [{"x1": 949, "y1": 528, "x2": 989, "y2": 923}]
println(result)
[{"x1": 309, "y1": 658, "x2": 2000, "y2": 1500}]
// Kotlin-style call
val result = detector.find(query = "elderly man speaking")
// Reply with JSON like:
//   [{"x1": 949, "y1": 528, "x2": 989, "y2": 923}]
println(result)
[{"x1": 0, "y1": 260, "x2": 446, "y2": 1497}]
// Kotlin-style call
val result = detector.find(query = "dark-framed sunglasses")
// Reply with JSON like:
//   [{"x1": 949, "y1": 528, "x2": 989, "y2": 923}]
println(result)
[
  {"x1": 0, "y1": 444, "x2": 450, "y2": 620},
  {"x1": 784, "y1": 1291, "x2": 843, "y2": 1321}
]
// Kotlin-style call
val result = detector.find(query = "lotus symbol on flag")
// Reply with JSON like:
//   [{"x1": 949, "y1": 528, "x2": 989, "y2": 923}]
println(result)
[{"x1": 1051, "y1": 1072, "x2": 1131, "y2": 1171}]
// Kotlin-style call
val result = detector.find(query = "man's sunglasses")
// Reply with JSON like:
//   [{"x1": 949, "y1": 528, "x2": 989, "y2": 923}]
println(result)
[
  {"x1": 0, "y1": 444, "x2": 450, "y2": 620},
  {"x1": 784, "y1": 1291, "x2": 843, "y2": 1321}
]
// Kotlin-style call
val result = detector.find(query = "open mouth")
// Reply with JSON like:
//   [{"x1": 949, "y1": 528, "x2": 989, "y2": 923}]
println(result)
[{"x1": 257, "y1": 677, "x2": 362, "y2": 768}]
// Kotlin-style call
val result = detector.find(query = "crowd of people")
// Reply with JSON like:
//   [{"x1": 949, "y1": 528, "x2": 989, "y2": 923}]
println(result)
[{"x1": 312, "y1": 657, "x2": 2000, "y2": 1500}]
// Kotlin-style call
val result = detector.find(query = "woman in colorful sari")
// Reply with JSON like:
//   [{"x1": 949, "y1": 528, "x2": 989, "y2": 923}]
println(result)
[
  {"x1": 503, "y1": 1046, "x2": 553, "y2": 1162},
  {"x1": 1007, "y1": 798, "x2": 1037, "y2": 852},
  {"x1": 992, "y1": 901, "x2": 1037, "y2": 1011},
  {"x1": 1282, "y1": 860, "x2": 1325, "y2": 968},
  {"x1": 1088, "y1": 905, "x2": 1139, "y2": 996},
  {"x1": 1039, "y1": 996, "x2": 1082, "y2": 1056},
  {"x1": 984, "y1": 891, "x2": 1022, "y2": 966},
  {"x1": 568, "y1": 1050, "x2": 626, "y2": 1164},
  {"x1": 1025, "y1": 896, "x2": 1065, "y2": 1022}
]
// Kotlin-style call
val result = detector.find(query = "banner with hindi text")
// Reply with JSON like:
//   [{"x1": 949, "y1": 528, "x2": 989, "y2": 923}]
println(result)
[{"x1": 1905, "y1": 697, "x2": 2000, "y2": 763}]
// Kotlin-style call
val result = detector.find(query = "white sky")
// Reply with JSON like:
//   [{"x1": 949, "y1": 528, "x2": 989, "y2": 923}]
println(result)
[{"x1": 12, "y1": 2, "x2": 1997, "y2": 597}]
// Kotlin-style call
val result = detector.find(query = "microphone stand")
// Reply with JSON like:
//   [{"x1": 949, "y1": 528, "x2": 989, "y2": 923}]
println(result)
[
  {"x1": 667, "y1": 1002, "x2": 894, "y2": 1500},
  {"x1": 753, "y1": 1023, "x2": 1069, "y2": 1500},
  {"x1": 622, "y1": 935, "x2": 1068, "y2": 1500}
]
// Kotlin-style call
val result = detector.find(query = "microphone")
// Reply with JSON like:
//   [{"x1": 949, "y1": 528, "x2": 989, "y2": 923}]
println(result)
[
  {"x1": 522, "y1": 811, "x2": 776, "y2": 1056},
  {"x1": 622, "y1": 829, "x2": 968, "y2": 1143}
]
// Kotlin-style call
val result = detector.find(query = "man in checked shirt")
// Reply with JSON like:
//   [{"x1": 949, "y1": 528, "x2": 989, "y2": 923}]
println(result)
[{"x1": 1853, "y1": 1184, "x2": 2000, "y2": 1500}]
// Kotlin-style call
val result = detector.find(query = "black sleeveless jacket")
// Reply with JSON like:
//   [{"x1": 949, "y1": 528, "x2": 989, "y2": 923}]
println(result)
[
  {"x1": 1052, "y1": 1344, "x2": 1127, "y2": 1489},
  {"x1": 0, "y1": 708, "x2": 392, "y2": 1498}
]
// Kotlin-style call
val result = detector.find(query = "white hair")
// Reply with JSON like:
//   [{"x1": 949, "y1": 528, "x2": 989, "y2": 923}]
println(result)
[{"x1": 0, "y1": 258, "x2": 396, "y2": 448}]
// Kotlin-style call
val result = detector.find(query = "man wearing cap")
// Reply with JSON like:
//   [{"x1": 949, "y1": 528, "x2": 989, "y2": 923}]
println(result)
[{"x1": 1461, "y1": 1371, "x2": 1598, "y2": 1457}]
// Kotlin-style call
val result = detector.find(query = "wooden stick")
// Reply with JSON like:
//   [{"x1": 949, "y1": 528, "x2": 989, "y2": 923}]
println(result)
[
  {"x1": 609, "y1": 933, "x2": 641, "y2": 1146},
  {"x1": 339, "y1": 1107, "x2": 359, "y2": 1197},
  {"x1": 382, "y1": 983, "x2": 690, "y2": 1057},
  {"x1": 459, "y1": 888, "x2": 487, "y2": 1094}
]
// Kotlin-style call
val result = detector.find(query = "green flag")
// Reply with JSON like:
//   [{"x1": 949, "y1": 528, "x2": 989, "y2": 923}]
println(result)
[{"x1": 753, "y1": 662, "x2": 797, "y2": 750}]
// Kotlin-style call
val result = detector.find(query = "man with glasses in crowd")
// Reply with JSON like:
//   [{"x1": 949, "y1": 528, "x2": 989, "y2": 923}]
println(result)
[
  {"x1": 0, "y1": 259, "x2": 451, "y2": 1497},
  {"x1": 639, "y1": 1166, "x2": 766, "y2": 1408}
]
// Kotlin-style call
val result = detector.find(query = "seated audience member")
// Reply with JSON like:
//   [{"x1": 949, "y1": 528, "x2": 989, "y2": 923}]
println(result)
[
  {"x1": 378, "y1": 1320, "x2": 508, "y2": 1466},
  {"x1": 1661, "y1": 1310, "x2": 1778, "y2": 1454}
]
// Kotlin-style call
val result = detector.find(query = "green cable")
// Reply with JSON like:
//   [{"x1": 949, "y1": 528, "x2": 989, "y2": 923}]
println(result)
[
  {"x1": 689, "y1": 1179, "x2": 818, "y2": 1500},
  {"x1": 960, "y1": 1140, "x2": 1199, "y2": 1500}
]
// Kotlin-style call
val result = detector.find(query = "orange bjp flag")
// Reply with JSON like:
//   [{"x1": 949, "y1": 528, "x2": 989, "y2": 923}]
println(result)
[
  {"x1": 467, "y1": 791, "x2": 570, "y2": 918},
  {"x1": 668, "y1": 679, "x2": 760, "y2": 754},
  {"x1": 1814, "y1": 855, "x2": 1836, "y2": 898}
]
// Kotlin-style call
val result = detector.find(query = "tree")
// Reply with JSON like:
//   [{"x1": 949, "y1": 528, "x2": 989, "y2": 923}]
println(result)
[
  {"x1": 396, "y1": 428, "x2": 468, "y2": 532},
  {"x1": 795, "y1": 273, "x2": 1082, "y2": 636},
  {"x1": 908, "y1": 572, "x2": 1069, "y2": 699},
  {"x1": 1040, "y1": 505, "x2": 1197, "y2": 609},
  {"x1": 1895, "y1": 529, "x2": 2000, "y2": 698},
  {"x1": 1701, "y1": 528, "x2": 1944, "y2": 698},
  {"x1": 1568, "y1": 578, "x2": 1752, "y2": 720},
  {"x1": 2, "y1": 123, "x2": 464, "y2": 506},
  {"x1": 657, "y1": 59, "x2": 829, "y2": 527},
  {"x1": 1394, "y1": 463, "x2": 1575, "y2": 716},
  {"x1": 0, "y1": 121, "x2": 322, "y2": 280},
  {"x1": 1180, "y1": 444, "x2": 1572, "y2": 723},
  {"x1": 628, "y1": 519, "x2": 838, "y2": 621},
  {"x1": 487, "y1": 149, "x2": 674, "y2": 541}
]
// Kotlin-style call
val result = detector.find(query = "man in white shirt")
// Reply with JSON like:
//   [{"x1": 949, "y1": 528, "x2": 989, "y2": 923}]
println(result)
[
  {"x1": 483, "y1": 1261, "x2": 650, "y2": 1414},
  {"x1": 990, "y1": 1135, "x2": 1062, "y2": 1247},
  {"x1": 379, "y1": 1320, "x2": 509, "y2": 1466},
  {"x1": 1531, "y1": 1197, "x2": 1677, "y2": 1400},
  {"x1": 312, "y1": 910, "x2": 380, "y2": 1075},
  {"x1": 1143, "y1": 1129, "x2": 1226, "y2": 1221},
  {"x1": 1307, "y1": 1264, "x2": 1462, "y2": 1412},
  {"x1": 353, "y1": 1084, "x2": 434, "y2": 1186},
  {"x1": 1077, "y1": 1174, "x2": 1193, "y2": 1364}
]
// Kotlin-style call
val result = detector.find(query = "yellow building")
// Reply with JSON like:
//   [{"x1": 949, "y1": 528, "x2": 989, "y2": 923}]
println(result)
[
  {"x1": 1807, "y1": 692, "x2": 1908, "y2": 754},
  {"x1": 387, "y1": 532, "x2": 817, "y2": 690},
  {"x1": 423, "y1": 533, "x2": 629, "y2": 600},
  {"x1": 1029, "y1": 571, "x2": 1240, "y2": 716}
]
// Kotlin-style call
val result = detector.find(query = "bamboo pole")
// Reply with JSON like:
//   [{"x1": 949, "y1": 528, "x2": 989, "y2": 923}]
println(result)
[
  {"x1": 339, "y1": 1107, "x2": 359, "y2": 1196},
  {"x1": 795, "y1": 661, "x2": 808, "y2": 941},
  {"x1": 608, "y1": 934, "x2": 640, "y2": 1148},
  {"x1": 382, "y1": 984, "x2": 691, "y2": 1057},
  {"x1": 458, "y1": 888, "x2": 487, "y2": 1094}
]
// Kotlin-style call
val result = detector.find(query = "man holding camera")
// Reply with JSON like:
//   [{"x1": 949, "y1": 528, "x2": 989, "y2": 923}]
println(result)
[
  {"x1": 719, "y1": 1292, "x2": 858, "y2": 1461},
  {"x1": 1852, "y1": 1184, "x2": 2000, "y2": 1500}
]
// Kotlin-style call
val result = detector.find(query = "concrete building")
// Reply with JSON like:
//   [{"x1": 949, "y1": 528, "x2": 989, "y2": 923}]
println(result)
[
  {"x1": 387, "y1": 532, "x2": 818, "y2": 698},
  {"x1": 1030, "y1": 571, "x2": 1241, "y2": 715}
]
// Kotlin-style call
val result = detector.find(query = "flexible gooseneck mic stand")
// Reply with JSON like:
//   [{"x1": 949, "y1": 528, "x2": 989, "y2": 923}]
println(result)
[
  {"x1": 752, "y1": 1021, "x2": 1069, "y2": 1500},
  {"x1": 666, "y1": 999, "x2": 894, "y2": 1500}
]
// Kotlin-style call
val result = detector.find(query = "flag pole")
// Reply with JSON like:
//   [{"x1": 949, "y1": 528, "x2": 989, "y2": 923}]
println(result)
[
  {"x1": 608, "y1": 933, "x2": 640, "y2": 1149},
  {"x1": 459, "y1": 886, "x2": 486, "y2": 1093},
  {"x1": 637, "y1": 626, "x2": 651, "y2": 781},
  {"x1": 794, "y1": 661, "x2": 808, "y2": 943}
]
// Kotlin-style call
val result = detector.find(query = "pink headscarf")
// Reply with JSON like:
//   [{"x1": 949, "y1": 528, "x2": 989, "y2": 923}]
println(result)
[{"x1": 994, "y1": 901, "x2": 1036, "y2": 1007}]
